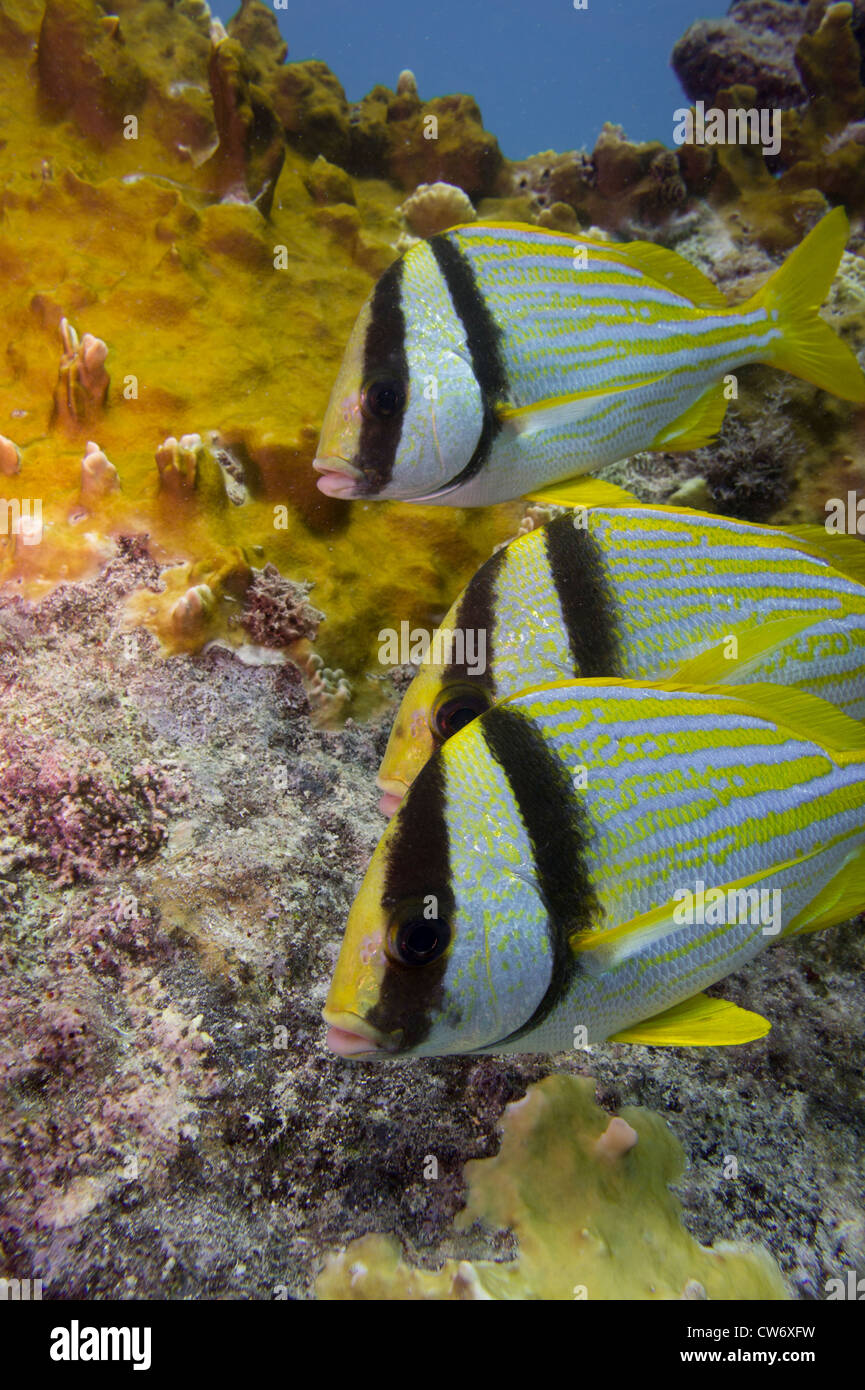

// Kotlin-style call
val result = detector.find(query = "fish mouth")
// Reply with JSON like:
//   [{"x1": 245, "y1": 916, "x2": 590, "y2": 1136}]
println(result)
[
  {"x1": 313, "y1": 456, "x2": 362, "y2": 498},
  {"x1": 375, "y1": 775, "x2": 407, "y2": 818},
  {"x1": 323, "y1": 1010, "x2": 396, "y2": 1058}
]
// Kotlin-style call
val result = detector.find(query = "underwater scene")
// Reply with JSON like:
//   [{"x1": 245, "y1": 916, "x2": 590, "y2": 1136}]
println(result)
[{"x1": 1, "y1": 0, "x2": 864, "y2": 1330}]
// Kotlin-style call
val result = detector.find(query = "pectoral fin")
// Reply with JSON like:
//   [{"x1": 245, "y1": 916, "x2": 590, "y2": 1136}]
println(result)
[
  {"x1": 609, "y1": 993, "x2": 771, "y2": 1046},
  {"x1": 670, "y1": 615, "x2": 832, "y2": 686},
  {"x1": 650, "y1": 381, "x2": 728, "y2": 452},
  {"x1": 497, "y1": 372, "x2": 669, "y2": 437},
  {"x1": 784, "y1": 845, "x2": 865, "y2": 936},
  {"x1": 570, "y1": 845, "x2": 826, "y2": 977}
]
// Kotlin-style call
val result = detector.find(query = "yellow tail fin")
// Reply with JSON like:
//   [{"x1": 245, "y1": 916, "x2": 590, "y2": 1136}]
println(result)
[{"x1": 747, "y1": 206, "x2": 865, "y2": 403}]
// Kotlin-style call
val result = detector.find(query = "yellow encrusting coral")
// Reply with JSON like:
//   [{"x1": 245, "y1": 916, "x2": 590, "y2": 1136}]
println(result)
[{"x1": 316, "y1": 1075, "x2": 789, "y2": 1300}]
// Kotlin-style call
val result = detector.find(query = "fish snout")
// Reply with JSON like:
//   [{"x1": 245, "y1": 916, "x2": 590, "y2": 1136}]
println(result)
[
  {"x1": 313, "y1": 456, "x2": 362, "y2": 498},
  {"x1": 324, "y1": 1011, "x2": 396, "y2": 1058}
]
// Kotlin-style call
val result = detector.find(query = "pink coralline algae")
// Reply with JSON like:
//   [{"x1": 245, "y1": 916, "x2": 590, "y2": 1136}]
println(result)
[{"x1": 0, "y1": 735, "x2": 185, "y2": 884}]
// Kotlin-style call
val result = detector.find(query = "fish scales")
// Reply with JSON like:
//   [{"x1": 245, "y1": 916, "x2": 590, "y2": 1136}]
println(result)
[{"x1": 449, "y1": 226, "x2": 775, "y2": 401}]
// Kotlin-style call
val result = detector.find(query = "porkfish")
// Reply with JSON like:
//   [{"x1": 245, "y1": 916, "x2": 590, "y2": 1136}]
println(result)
[
  {"x1": 325, "y1": 680, "x2": 865, "y2": 1058},
  {"x1": 377, "y1": 487, "x2": 865, "y2": 814},
  {"x1": 314, "y1": 208, "x2": 865, "y2": 507}
]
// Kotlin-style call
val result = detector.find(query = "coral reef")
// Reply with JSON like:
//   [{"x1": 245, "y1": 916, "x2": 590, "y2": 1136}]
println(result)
[{"x1": 317, "y1": 1075, "x2": 788, "y2": 1300}]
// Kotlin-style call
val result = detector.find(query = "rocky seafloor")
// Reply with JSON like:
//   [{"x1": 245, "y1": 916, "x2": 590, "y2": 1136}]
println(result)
[{"x1": 1, "y1": 0, "x2": 864, "y2": 1299}]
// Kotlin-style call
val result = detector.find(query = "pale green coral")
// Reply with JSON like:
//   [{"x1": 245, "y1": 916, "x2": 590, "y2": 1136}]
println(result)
[{"x1": 316, "y1": 1075, "x2": 789, "y2": 1301}]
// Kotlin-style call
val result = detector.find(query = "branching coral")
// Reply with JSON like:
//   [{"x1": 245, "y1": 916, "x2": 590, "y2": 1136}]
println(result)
[
  {"x1": 316, "y1": 1075, "x2": 789, "y2": 1300},
  {"x1": 78, "y1": 441, "x2": 119, "y2": 506}
]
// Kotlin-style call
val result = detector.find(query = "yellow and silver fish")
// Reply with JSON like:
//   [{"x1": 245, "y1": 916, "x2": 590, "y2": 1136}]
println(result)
[
  {"x1": 314, "y1": 208, "x2": 865, "y2": 507},
  {"x1": 377, "y1": 487, "x2": 865, "y2": 813},
  {"x1": 325, "y1": 680, "x2": 865, "y2": 1058}
]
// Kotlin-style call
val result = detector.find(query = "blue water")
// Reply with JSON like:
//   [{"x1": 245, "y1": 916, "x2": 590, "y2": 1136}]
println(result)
[{"x1": 214, "y1": 0, "x2": 710, "y2": 159}]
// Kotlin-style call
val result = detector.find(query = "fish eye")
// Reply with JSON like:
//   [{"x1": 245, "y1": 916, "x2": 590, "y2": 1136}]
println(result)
[
  {"x1": 432, "y1": 685, "x2": 491, "y2": 741},
  {"x1": 387, "y1": 914, "x2": 451, "y2": 966},
  {"x1": 362, "y1": 379, "x2": 406, "y2": 420}
]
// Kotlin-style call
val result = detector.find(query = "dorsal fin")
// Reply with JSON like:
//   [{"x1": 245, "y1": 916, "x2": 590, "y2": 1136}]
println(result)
[
  {"x1": 503, "y1": 676, "x2": 865, "y2": 761},
  {"x1": 610, "y1": 240, "x2": 728, "y2": 309},
  {"x1": 687, "y1": 682, "x2": 865, "y2": 762}
]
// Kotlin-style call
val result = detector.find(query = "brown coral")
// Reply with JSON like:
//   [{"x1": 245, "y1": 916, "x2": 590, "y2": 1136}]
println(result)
[{"x1": 36, "y1": 0, "x2": 147, "y2": 143}]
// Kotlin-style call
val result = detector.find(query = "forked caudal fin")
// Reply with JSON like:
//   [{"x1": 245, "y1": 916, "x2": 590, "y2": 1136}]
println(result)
[{"x1": 747, "y1": 206, "x2": 865, "y2": 403}]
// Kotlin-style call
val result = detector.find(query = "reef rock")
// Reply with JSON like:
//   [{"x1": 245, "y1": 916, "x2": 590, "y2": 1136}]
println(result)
[
  {"x1": 672, "y1": 0, "x2": 809, "y2": 110},
  {"x1": 504, "y1": 127, "x2": 689, "y2": 237},
  {"x1": 302, "y1": 155, "x2": 356, "y2": 206},
  {"x1": 266, "y1": 60, "x2": 352, "y2": 167},
  {"x1": 347, "y1": 85, "x2": 502, "y2": 197},
  {"x1": 226, "y1": 0, "x2": 288, "y2": 81}
]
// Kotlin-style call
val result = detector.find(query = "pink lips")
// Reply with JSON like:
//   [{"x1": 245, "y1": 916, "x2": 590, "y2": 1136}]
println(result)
[
  {"x1": 313, "y1": 457, "x2": 360, "y2": 498},
  {"x1": 326, "y1": 1026, "x2": 381, "y2": 1057},
  {"x1": 377, "y1": 790, "x2": 404, "y2": 818}
]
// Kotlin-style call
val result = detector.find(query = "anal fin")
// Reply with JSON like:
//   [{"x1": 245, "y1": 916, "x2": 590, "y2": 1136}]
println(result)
[{"x1": 609, "y1": 993, "x2": 771, "y2": 1046}]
